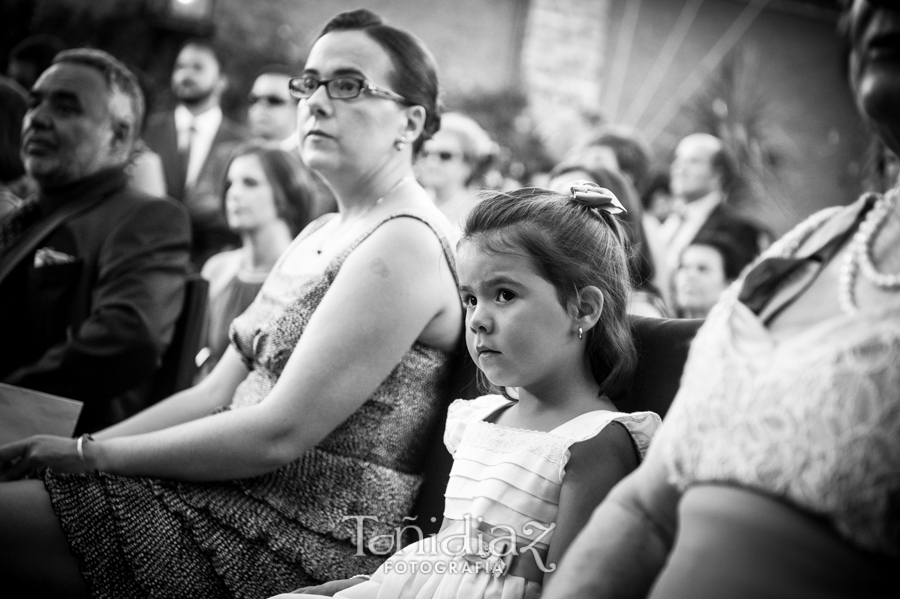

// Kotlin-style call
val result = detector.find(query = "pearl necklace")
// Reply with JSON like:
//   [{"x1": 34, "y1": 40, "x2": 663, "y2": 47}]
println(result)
[
  {"x1": 315, "y1": 177, "x2": 412, "y2": 255},
  {"x1": 839, "y1": 190, "x2": 900, "y2": 315}
]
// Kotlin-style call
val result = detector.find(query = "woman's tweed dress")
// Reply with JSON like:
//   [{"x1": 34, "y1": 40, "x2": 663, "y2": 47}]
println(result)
[{"x1": 43, "y1": 211, "x2": 458, "y2": 599}]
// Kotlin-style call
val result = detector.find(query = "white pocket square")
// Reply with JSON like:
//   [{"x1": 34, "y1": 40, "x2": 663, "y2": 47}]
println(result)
[{"x1": 34, "y1": 247, "x2": 77, "y2": 268}]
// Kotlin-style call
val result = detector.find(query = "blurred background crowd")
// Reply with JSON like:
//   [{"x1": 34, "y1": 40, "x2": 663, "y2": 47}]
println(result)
[
  {"x1": 1, "y1": 0, "x2": 898, "y2": 322},
  {"x1": 1, "y1": 1, "x2": 899, "y2": 596}
]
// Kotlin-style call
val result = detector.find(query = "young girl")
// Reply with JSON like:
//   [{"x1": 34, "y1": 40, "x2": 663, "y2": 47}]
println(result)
[{"x1": 278, "y1": 182, "x2": 661, "y2": 599}]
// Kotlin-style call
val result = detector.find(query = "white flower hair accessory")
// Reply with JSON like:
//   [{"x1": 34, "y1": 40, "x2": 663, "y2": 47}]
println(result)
[{"x1": 568, "y1": 180, "x2": 627, "y2": 216}]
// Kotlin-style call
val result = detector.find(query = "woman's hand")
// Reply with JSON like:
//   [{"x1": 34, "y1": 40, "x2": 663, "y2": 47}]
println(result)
[{"x1": 0, "y1": 435, "x2": 84, "y2": 481}]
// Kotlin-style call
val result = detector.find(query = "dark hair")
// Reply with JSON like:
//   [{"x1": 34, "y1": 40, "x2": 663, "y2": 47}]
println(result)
[
  {"x1": 318, "y1": 9, "x2": 441, "y2": 153},
  {"x1": 640, "y1": 169, "x2": 670, "y2": 211},
  {"x1": 0, "y1": 77, "x2": 27, "y2": 182},
  {"x1": 222, "y1": 141, "x2": 335, "y2": 236},
  {"x1": 9, "y1": 34, "x2": 66, "y2": 83},
  {"x1": 52, "y1": 48, "x2": 144, "y2": 147},
  {"x1": 177, "y1": 38, "x2": 224, "y2": 70},
  {"x1": 549, "y1": 162, "x2": 659, "y2": 294},
  {"x1": 586, "y1": 128, "x2": 652, "y2": 193},
  {"x1": 687, "y1": 232, "x2": 755, "y2": 282},
  {"x1": 461, "y1": 187, "x2": 637, "y2": 400}
]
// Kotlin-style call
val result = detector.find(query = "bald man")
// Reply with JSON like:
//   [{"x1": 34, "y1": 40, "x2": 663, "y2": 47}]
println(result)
[{"x1": 657, "y1": 133, "x2": 768, "y2": 300}]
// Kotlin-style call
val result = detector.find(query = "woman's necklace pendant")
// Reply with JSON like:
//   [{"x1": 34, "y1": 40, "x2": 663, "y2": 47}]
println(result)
[{"x1": 313, "y1": 177, "x2": 412, "y2": 257}]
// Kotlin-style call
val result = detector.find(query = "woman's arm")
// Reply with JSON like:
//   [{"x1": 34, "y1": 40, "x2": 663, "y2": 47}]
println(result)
[
  {"x1": 0, "y1": 344, "x2": 251, "y2": 480},
  {"x1": 87, "y1": 217, "x2": 459, "y2": 480},
  {"x1": 542, "y1": 434, "x2": 681, "y2": 598},
  {"x1": 95, "y1": 347, "x2": 250, "y2": 439}
]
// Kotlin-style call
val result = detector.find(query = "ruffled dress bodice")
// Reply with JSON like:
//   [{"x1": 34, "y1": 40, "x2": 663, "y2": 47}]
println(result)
[{"x1": 339, "y1": 395, "x2": 661, "y2": 599}]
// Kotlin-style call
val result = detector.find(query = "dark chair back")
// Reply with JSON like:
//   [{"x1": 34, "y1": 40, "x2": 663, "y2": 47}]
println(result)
[
  {"x1": 622, "y1": 316, "x2": 703, "y2": 417},
  {"x1": 148, "y1": 273, "x2": 209, "y2": 401},
  {"x1": 407, "y1": 315, "x2": 703, "y2": 534},
  {"x1": 80, "y1": 274, "x2": 209, "y2": 434}
]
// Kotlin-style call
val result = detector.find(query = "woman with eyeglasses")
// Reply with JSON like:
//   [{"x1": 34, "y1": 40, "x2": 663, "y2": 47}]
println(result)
[
  {"x1": 414, "y1": 112, "x2": 495, "y2": 232},
  {"x1": 544, "y1": 1, "x2": 900, "y2": 597},
  {"x1": 0, "y1": 9, "x2": 463, "y2": 598}
]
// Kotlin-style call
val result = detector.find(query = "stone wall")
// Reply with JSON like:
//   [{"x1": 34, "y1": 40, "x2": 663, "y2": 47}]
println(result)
[{"x1": 519, "y1": 0, "x2": 611, "y2": 159}]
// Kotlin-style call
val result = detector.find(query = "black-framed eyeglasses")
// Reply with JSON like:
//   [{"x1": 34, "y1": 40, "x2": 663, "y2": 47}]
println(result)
[
  {"x1": 248, "y1": 94, "x2": 292, "y2": 106},
  {"x1": 288, "y1": 75, "x2": 408, "y2": 104},
  {"x1": 420, "y1": 149, "x2": 463, "y2": 162}
]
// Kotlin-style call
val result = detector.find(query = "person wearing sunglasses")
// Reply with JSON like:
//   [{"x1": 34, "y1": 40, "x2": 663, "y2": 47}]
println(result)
[
  {"x1": 544, "y1": 1, "x2": 900, "y2": 597},
  {"x1": 248, "y1": 64, "x2": 301, "y2": 149},
  {"x1": 414, "y1": 111, "x2": 495, "y2": 232},
  {"x1": 0, "y1": 9, "x2": 463, "y2": 597}
]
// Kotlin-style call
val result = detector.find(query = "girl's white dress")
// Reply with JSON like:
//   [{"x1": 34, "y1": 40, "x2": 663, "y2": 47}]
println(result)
[{"x1": 336, "y1": 394, "x2": 661, "y2": 599}]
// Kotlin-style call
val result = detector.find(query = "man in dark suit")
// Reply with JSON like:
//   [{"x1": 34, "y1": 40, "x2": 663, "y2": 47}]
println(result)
[
  {"x1": 144, "y1": 39, "x2": 247, "y2": 266},
  {"x1": 657, "y1": 133, "x2": 770, "y2": 301},
  {"x1": 0, "y1": 48, "x2": 192, "y2": 434}
]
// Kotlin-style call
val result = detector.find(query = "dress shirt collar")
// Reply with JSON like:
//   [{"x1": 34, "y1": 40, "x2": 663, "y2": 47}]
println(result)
[{"x1": 175, "y1": 104, "x2": 222, "y2": 133}]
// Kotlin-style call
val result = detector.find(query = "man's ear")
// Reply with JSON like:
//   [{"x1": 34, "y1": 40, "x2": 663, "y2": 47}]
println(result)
[
  {"x1": 570, "y1": 285, "x2": 604, "y2": 333},
  {"x1": 110, "y1": 120, "x2": 131, "y2": 152}
]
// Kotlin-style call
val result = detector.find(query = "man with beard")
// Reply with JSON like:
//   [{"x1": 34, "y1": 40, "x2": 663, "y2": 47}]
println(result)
[
  {"x1": 0, "y1": 48, "x2": 191, "y2": 434},
  {"x1": 145, "y1": 39, "x2": 247, "y2": 265}
]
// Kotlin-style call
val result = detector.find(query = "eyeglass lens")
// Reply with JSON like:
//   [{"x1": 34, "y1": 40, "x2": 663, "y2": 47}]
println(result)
[{"x1": 290, "y1": 77, "x2": 363, "y2": 99}]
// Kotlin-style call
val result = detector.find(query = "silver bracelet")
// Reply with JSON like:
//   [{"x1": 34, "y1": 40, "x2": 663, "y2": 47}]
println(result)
[
  {"x1": 76, "y1": 433, "x2": 95, "y2": 473},
  {"x1": 350, "y1": 574, "x2": 371, "y2": 580}
]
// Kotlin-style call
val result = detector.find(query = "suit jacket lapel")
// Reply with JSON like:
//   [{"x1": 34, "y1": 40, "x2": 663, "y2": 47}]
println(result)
[
  {"x1": 194, "y1": 118, "x2": 245, "y2": 187},
  {"x1": 0, "y1": 177, "x2": 119, "y2": 286},
  {"x1": 159, "y1": 115, "x2": 184, "y2": 200}
]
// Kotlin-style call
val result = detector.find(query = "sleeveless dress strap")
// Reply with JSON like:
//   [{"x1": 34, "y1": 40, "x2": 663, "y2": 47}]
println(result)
[{"x1": 328, "y1": 209, "x2": 459, "y2": 287}]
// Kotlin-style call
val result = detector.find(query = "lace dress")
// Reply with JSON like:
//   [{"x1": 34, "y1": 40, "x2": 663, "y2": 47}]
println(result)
[
  {"x1": 337, "y1": 395, "x2": 661, "y2": 599},
  {"x1": 656, "y1": 196, "x2": 900, "y2": 558},
  {"x1": 42, "y1": 211, "x2": 458, "y2": 599}
]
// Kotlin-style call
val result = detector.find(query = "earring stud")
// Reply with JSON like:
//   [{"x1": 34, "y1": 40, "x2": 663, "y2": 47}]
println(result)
[
  {"x1": 578, "y1": 326, "x2": 583, "y2": 340},
  {"x1": 394, "y1": 135, "x2": 407, "y2": 151}
]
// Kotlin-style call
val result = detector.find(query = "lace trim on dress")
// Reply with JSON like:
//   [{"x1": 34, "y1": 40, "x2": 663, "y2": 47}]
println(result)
[
  {"x1": 660, "y1": 197, "x2": 900, "y2": 556},
  {"x1": 463, "y1": 420, "x2": 570, "y2": 466}
]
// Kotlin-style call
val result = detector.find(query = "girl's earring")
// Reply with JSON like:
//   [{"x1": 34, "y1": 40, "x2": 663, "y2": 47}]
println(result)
[
  {"x1": 578, "y1": 326, "x2": 583, "y2": 340},
  {"x1": 394, "y1": 135, "x2": 407, "y2": 151}
]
